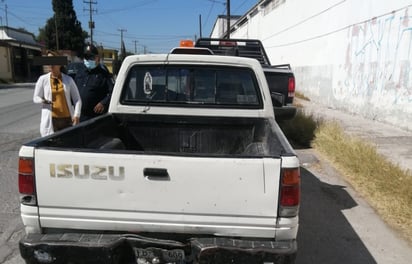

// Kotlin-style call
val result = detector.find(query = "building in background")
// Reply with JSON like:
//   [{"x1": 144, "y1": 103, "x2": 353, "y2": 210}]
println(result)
[
  {"x1": 99, "y1": 46, "x2": 118, "y2": 75},
  {"x1": 210, "y1": 15, "x2": 241, "y2": 38},
  {"x1": 0, "y1": 26, "x2": 42, "y2": 82},
  {"x1": 219, "y1": 0, "x2": 412, "y2": 131}
]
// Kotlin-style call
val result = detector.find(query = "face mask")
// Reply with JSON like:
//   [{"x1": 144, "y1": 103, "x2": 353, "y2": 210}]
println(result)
[{"x1": 84, "y1": 59, "x2": 97, "y2": 70}]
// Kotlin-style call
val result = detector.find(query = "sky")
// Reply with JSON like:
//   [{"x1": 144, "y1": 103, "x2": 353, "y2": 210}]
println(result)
[{"x1": 1, "y1": 0, "x2": 258, "y2": 54}]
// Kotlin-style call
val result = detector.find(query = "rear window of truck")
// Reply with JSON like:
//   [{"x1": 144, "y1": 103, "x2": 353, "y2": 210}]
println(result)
[{"x1": 120, "y1": 65, "x2": 262, "y2": 108}]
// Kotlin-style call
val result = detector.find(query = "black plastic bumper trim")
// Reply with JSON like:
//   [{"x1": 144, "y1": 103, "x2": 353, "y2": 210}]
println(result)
[{"x1": 20, "y1": 233, "x2": 297, "y2": 264}]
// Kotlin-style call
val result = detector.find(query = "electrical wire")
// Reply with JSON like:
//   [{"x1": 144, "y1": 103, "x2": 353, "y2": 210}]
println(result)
[
  {"x1": 233, "y1": 0, "x2": 250, "y2": 13},
  {"x1": 96, "y1": 0, "x2": 156, "y2": 15},
  {"x1": 2, "y1": 9, "x2": 40, "y2": 27},
  {"x1": 263, "y1": 0, "x2": 347, "y2": 41},
  {"x1": 203, "y1": 1, "x2": 216, "y2": 29},
  {"x1": 266, "y1": 3, "x2": 412, "y2": 49}
]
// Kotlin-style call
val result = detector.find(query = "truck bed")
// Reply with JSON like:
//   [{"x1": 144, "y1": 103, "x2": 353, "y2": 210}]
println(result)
[
  {"x1": 21, "y1": 114, "x2": 296, "y2": 239},
  {"x1": 28, "y1": 114, "x2": 293, "y2": 157}
]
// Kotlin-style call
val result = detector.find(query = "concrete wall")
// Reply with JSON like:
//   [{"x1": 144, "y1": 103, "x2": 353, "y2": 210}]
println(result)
[{"x1": 229, "y1": 0, "x2": 412, "y2": 130}]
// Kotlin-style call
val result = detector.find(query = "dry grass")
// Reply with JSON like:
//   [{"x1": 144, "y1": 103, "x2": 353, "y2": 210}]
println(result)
[
  {"x1": 312, "y1": 122, "x2": 412, "y2": 242},
  {"x1": 295, "y1": 91, "x2": 310, "y2": 101},
  {"x1": 279, "y1": 111, "x2": 412, "y2": 242}
]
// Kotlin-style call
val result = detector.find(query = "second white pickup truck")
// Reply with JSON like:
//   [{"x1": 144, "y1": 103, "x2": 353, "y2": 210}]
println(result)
[{"x1": 18, "y1": 49, "x2": 300, "y2": 264}]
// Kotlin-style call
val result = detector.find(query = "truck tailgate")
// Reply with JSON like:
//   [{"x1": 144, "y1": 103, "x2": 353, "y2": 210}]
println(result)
[{"x1": 34, "y1": 149, "x2": 281, "y2": 237}]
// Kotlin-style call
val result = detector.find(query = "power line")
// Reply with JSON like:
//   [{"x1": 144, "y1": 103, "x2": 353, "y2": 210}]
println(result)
[
  {"x1": 233, "y1": 0, "x2": 249, "y2": 13},
  {"x1": 203, "y1": 0, "x2": 215, "y2": 29},
  {"x1": 266, "y1": 3, "x2": 412, "y2": 49},
  {"x1": 204, "y1": 0, "x2": 225, "y2": 4},
  {"x1": 95, "y1": 0, "x2": 154, "y2": 15},
  {"x1": 0, "y1": 1, "x2": 8, "y2": 27},
  {"x1": 263, "y1": 0, "x2": 347, "y2": 41}
]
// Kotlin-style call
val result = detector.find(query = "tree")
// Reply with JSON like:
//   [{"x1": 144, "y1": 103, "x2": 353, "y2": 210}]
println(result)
[{"x1": 38, "y1": 0, "x2": 88, "y2": 54}]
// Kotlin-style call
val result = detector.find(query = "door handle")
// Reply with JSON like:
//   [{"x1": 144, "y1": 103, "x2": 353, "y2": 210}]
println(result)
[{"x1": 143, "y1": 168, "x2": 170, "y2": 181}]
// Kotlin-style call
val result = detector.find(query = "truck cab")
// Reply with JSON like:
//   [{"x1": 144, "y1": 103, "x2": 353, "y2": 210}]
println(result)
[{"x1": 195, "y1": 38, "x2": 297, "y2": 120}]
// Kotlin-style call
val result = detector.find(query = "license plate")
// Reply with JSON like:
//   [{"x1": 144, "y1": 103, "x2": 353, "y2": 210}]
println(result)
[{"x1": 134, "y1": 247, "x2": 185, "y2": 263}]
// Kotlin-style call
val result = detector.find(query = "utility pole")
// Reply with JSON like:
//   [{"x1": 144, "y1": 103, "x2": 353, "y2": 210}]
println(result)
[
  {"x1": 226, "y1": 0, "x2": 230, "y2": 39},
  {"x1": 118, "y1": 28, "x2": 126, "y2": 45},
  {"x1": 199, "y1": 14, "x2": 202, "y2": 38},
  {"x1": 132, "y1": 40, "x2": 138, "y2": 54},
  {"x1": 4, "y1": 3, "x2": 7, "y2": 28},
  {"x1": 83, "y1": 0, "x2": 97, "y2": 44},
  {"x1": 1, "y1": 0, "x2": 8, "y2": 28},
  {"x1": 118, "y1": 28, "x2": 127, "y2": 59}
]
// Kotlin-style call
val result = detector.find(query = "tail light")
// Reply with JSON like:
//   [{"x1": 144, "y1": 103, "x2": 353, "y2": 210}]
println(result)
[
  {"x1": 279, "y1": 167, "x2": 300, "y2": 217},
  {"x1": 288, "y1": 77, "x2": 295, "y2": 98},
  {"x1": 18, "y1": 158, "x2": 37, "y2": 205}
]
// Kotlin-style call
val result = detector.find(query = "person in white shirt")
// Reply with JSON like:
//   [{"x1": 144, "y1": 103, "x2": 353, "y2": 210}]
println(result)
[{"x1": 33, "y1": 50, "x2": 82, "y2": 137}]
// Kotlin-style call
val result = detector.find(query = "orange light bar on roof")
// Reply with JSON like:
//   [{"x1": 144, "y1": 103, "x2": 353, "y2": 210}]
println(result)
[{"x1": 180, "y1": 40, "x2": 194, "y2": 47}]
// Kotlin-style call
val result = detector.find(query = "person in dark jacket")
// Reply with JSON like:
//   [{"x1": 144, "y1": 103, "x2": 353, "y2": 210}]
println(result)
[{"x1": 75, "y1": 44, "x2": 114, "y2": 121}]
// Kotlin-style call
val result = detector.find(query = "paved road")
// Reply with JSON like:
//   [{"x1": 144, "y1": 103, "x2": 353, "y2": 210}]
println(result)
[
  {"x1": 296, "y1": 149, "x2": 412, "y2": 264},
  {"x1": 0, "y1": 85, "x2": 411, "y2": 263},
  {"x1": 0, "y1": 85, "x2": 40, "y2": 264}
]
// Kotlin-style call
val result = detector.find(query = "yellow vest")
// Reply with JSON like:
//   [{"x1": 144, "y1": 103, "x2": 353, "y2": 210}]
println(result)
[{"x1": 51, "y1": 76, "x2": 71, "y2": 118}]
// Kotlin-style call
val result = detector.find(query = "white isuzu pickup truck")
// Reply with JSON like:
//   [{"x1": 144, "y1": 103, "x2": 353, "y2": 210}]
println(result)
[{"x1": 18, "y1": 48, "x2": 300, "y2": 264}]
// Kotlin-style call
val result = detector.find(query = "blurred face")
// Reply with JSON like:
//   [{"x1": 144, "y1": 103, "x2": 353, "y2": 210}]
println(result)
[
  {"x1": 50, "y1": 64, "x2": 61, "y2": 75},
  {"x1": 47, "y1": 51, "x2": 62, "y2": 74},
  {"x1": 51, "y1": 65, "x2": 60, "y2": 70}
]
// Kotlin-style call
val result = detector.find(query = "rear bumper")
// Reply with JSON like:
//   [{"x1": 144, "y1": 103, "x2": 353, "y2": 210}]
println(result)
[{"x1": 20, "y1": 233, "x2": 297, "y2": 264}]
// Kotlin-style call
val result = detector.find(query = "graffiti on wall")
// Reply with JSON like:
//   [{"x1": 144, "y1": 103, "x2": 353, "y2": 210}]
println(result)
[{"x1": 333, "y1": 7, "x2": 412, "y2": 109}]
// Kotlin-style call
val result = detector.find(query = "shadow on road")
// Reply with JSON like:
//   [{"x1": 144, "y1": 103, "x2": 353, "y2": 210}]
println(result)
[{"x1": 296, "y1": 167, "x2": 377, "y2": 264}]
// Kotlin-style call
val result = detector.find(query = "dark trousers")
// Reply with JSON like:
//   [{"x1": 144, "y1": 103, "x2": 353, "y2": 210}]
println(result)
[{"x1": 52, "y1": 117, "x2": 72, "y2": 132}]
